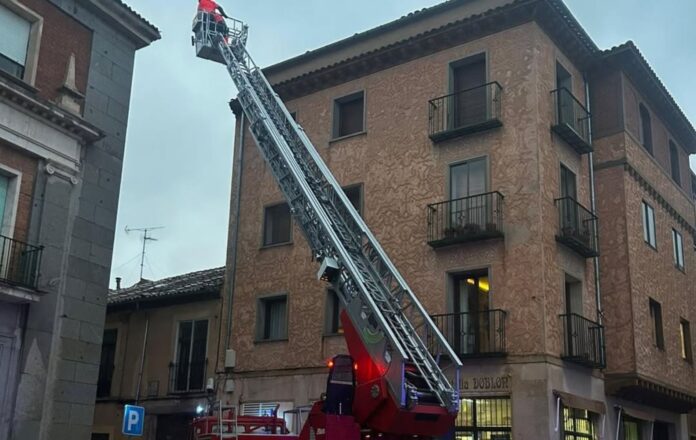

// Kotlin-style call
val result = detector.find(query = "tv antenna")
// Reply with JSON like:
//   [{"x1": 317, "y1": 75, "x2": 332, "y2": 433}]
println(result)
[{"x1": 125, "y1": 225, "x2": 165, "y2": 281}]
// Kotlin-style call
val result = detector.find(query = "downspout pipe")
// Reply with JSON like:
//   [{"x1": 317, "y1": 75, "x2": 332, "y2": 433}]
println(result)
[
  {"x1": 584, "y1": 76, "x2": 604, "y2": 352},
  {"x1": 224, "y1": 110, "x2": 246, "y2": 358}
]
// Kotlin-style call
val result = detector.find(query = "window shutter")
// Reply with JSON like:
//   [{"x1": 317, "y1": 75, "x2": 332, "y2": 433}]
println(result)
[{"x1": 0, "y1": 6, "x2": 31, "y2": 65}]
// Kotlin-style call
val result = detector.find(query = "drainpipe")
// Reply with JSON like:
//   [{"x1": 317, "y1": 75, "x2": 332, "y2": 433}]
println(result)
[
  {"x1": 584, "y1": 77, "x2": 604, "y2": 328},
  {"x1": 224, "y1": 111, "x2": 246, "y2": 358},
  {"x1": 135, "y1": 304, "x2": 149, "y2": 405}
]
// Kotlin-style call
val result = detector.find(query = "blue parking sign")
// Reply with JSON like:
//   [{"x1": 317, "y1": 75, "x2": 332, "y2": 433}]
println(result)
[{"x1": 122, "y1": 405, "x2": 145, "y2": 436}]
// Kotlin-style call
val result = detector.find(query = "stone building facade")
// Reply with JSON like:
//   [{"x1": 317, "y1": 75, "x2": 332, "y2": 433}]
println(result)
[
  {"x1": 92, "y1": 268, "x2": 224, "y2": 440},
  {"x1": 0, "y1": 1, "x2": 158, "y2": 439},
  {"x1": 219, "y1": 0, "x2": 695, "y2": 439}
]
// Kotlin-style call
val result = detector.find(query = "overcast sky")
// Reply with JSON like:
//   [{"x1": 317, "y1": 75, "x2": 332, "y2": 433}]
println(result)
[{"x1": 110, "y1": 0, "x2": 696, "y2": 288}]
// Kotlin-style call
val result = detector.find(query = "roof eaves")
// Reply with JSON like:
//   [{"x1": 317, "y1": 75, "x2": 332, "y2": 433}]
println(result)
[
  {"x1": 600, "y1": 41, "x2": 696, "y2": 153},
  {"x1": 79, "y1": 0, "x2": 161, "y2": 49}
]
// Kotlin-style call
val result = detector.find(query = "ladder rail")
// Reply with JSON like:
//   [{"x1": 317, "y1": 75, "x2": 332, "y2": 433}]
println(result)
[
  {"x1": 194, "y1": 19, "x2": 461, "y2": 411},
  {"x1": 216, "y1": 37, "x2": 409, "y2": 361}
]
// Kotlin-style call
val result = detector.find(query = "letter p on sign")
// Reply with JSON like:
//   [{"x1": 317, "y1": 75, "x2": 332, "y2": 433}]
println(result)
[{"x1": 122, "y1": 405, "x2": 145, "y2": 436}]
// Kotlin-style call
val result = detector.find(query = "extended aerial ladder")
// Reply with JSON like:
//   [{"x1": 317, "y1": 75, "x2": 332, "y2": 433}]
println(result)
[{"x1": 192, "y1": 11, "x2": 462, "y2": 439}]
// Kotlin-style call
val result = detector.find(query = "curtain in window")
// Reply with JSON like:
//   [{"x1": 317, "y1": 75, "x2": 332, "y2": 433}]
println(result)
[
  {"x1": 0, "y1": 6, "x2": 30, "y2": 65},
  {"x1": 267, "y1": 299, "x2": 286, "y2": 340}
]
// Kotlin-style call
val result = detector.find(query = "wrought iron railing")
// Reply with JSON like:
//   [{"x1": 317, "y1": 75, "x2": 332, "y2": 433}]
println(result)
[
  {"x1": 554, "y1": 197, "x2": 599, "y2": 257},
  {"x1": 0, "y1": 235, "x2": 43, "y2": 290},
  {"x1": 169, "y1": 359, "x2": 207, "y2": 393},
  {"x1": 551, "y1": 88, "x2": 592, "y2": 153},
  {"x1": 428, "y1": 310, "x2": 507, "y2": 358},
  {"x1": 429, "y1": 82, "x2": 503, "y2": 141},
  {"x1": 560, "y1": 313, "x2": 605, "y2": 369},
  {"x1": 427, "y1": 192, "x2": 504, "y2": 248}
]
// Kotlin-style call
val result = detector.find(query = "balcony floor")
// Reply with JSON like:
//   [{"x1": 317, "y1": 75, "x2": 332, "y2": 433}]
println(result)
[
  {"x1": 429, "y1": 230, "x2": 503, "y2": 249},
  {"x1": 551, "y1": 123, "x2": 592, "y2": 154},
  {"x1": 556, "y1": 235, "x2": 599, "y2": 258},
  {"x1": 430, "y1": 118, "x2": 502, "y2": 143}
]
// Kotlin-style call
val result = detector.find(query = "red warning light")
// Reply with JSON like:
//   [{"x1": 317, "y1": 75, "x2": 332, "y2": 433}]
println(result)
[
  {"x1": 328, "y1": 360, "x2": 334, "y2": 369},
  {"x1": 353, "y1": 363, "x2": 358, "y2": 371}
]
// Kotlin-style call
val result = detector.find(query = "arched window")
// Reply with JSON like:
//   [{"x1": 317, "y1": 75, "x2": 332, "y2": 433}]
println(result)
[
  {"x1": 669, "y1": 140, "x2": 681, "y2": 184},
  {"x1": 639, "y1": 104, "x2": 653, "y2": 155}
]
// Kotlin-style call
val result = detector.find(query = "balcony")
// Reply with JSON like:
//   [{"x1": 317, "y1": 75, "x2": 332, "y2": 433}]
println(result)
[
  {"x1": 560, "y1": 314, "x2": 605, "y2": 369},
  {"x1": 169, "y1": 359, "x2": 207, "y2": 394},
  {"x1": 551, "y1": 88, "x2": 592, "y2": 154},
  {"x1": 429, "y1": 310, "x2": 507, "y2": 358},
  {"x1": 429, "y1": 82, "x2": 503, "y2": 142},
  {"x1": 0, "y1": 235, "x2": 43, "y2": 290},
  {"x1": 554, "y1": 197, "x2": 599, "y2": 258},
  {"x1": 427, "y1": 192, "x2": 504, "y2": 248}
]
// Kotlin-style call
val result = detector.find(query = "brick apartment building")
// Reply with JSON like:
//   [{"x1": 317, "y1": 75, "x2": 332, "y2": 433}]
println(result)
[
  {"x1": 219, "y1": 0, "x2": 696, "y2": 439},
  {"x1": 0, "y1": 1, "x2": 158, "y2": 439},
  {"x1": 92, "y1": 268, "x2": 224, "y2": 440}
]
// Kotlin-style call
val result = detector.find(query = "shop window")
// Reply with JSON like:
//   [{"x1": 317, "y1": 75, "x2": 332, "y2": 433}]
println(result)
[
  {"x1": 563, "y1": 407, "x2": 596, "y2": 440},
  {"x1": 455, "y1": 397, "x2": 512, "y2": 439}
]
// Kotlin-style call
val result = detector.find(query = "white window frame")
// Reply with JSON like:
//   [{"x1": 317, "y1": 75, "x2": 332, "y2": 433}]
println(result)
[
  {"x1": 0, "y1": 164, "x2": 21, "y2": 238},
  {"x1": 0, "y1": 0, "x2": 42, "y2": 85},
  {"x1": 672, "y1": 228, "x2": 684, "y2": 271},
  {"x1": 641, "y1": 201, "x2": 656, "y2": 249}
]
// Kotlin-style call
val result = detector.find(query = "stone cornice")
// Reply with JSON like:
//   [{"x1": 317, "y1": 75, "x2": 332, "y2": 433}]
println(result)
[
  {"x1": 76, "y1": 0, "x2": 160, "y2": 49},
  {"x1": 0, "y1": 72, "x2": 103, "y2": 144}
]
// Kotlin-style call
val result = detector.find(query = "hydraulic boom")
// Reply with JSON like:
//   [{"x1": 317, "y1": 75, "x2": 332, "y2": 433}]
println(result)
[{"x1": 192, "y1": 12, "x2": 462, "y2": 439}]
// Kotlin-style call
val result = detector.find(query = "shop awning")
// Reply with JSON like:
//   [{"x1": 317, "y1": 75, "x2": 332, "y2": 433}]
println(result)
[{"x1": 554, "y1": 390, "x2": 606, "y2": 415}]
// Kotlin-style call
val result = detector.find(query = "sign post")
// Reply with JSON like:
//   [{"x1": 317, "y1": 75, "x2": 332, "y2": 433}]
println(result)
[{"x1": 122, "y1": 405, "x2": 145, "y2": 437}]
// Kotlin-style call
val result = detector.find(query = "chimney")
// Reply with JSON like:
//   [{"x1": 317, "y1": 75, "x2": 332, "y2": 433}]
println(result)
[{"x1": 116, "y1": 277, "x2": 122, "y2": 291}]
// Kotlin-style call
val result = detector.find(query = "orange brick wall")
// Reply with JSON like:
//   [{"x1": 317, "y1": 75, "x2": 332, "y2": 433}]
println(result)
[{"x1": 0, "y1": 140, "x2": 38, "y2": 242}]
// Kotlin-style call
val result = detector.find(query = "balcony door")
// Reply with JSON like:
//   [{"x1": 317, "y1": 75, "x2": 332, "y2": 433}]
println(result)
[
  {"x1": 451, "y1": 55, "x2": 486, "y2": 129},
  {"x1": 174, "y1": 319, "x2": 208, "y2": 392},
  {"x1": 452, "y1": 271, "x2": 490, "y2": 356},
  {"x1": 556, "y1": 62, "x2": 576, "y2": 128},
  {"x1": 449, "y1": 158, "x2": 488, "y2": 233}
]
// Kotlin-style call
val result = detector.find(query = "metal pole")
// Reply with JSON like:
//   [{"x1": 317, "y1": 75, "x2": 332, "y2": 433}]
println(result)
[
  {"x1": 139, "y1": 230, "x2": 148, "y2": 280},
  {"x1": 135, "y1": 314, "x2": 149, "y2": 405}
]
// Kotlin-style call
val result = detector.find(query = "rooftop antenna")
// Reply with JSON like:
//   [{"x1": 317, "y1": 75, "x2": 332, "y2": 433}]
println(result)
[{"x1": 125, "y1": 225, "x2": 165, "y2": 281}]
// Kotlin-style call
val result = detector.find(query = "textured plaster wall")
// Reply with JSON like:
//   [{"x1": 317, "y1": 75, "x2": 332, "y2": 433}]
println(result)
[{"x1": 224, "y1": 22, "x2": 597, "y2": 378}]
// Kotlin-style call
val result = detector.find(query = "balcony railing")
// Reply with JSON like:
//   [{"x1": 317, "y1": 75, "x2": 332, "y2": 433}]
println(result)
[
  {"x1": 427, "y1": 192, "x2": 504, "y2": 248},
  {"x1": 555, "y1": 197, "x2": 599, "y2": 258},
  {"x1": 169, "y1": 359, "x2": 207, "y2": 393},
  {"x1": 551, "y1": 88, "x2": 592, "y2": 154},
  {"x1": 0, "y1": 235, "x2": 43, "y2": 290},
  {"x1": 429, "y1": 82, "x2": 503, "y2": 142},
  {"x1": 560, "y1": 313, "x2": 605, "y2": 369},
  {"x1": 428, "y1": 310, "x2": 507, "y2": 358}
]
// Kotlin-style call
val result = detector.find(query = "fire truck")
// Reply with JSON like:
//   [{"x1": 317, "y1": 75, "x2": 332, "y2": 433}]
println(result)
[{"x1": 191, "y1": 10, "x2": 463, "y2": 440}]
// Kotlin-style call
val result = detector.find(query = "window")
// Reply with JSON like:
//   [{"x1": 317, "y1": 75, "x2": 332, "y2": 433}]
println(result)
[
  {"x1": 343, "y1": 184, "x2": 363, "y2": 215},
  {"x1": 639, "y1": 104, "x2": 653, "y2": 155},
  {"x1": 257, "y1": 295, "x2": 288, "y2": 341},
  {"x1": 451, "y1": 54, "x2": 487, "y2": 128},
  {"x1": 96, "y1": 329, "x2": 117, "y2": 398},
  {"x1": 455, "y1": 397, "x2": 512, "y2": 439},
  {"x1": 263, "y1": 203, "x2": 291, "y2": 246},
  {"x1": 622, "y1": 417, "x2": 642, "y2": 440},
  {"x1": 325, "y1": 289, "x2": 344, "y2": 335},
  {"x1": 680, "y1": 319, "x2": 692, "y2": 363},
  {"x1": 669, "y1": 141, "x2": 681, "y2": 184},
  {"x1": 450, "y1": 158, "x2": 487, "y2": 200},
  {"x1": 649, "y1": 298, "x2": 664, "y2": 350},
  {"x1": 0, "y1": 175, "x2": 8, "y2": 232},
  {"x1": 641, "y1": 201, "x2": 656, "y2": 248},
  {"x1": 241, "y1": 402, "x2": 281, "y2": 417},
  {"x1": 0, "y1": 5, "x2": 30, "y2": 79},
  {"x1": 672, "y1": 229, "x2": 684, "y2": 270},
  {"x1": 563, "y1": 407, "x2": 596, "y2": 440},
  {"x1": 560, "y1": 165, "x2": 578, "y2": 200},
  {"x1": 173, "y1": 320, "x2": 208, "y2": 392},
  {"x1": 333, "y1": 91, "x2": 364, "y2": 138}
]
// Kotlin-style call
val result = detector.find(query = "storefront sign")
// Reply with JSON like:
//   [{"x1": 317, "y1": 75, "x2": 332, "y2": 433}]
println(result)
[{"x1": 461, "y1": 374, "x2": 511, "y2": 392}]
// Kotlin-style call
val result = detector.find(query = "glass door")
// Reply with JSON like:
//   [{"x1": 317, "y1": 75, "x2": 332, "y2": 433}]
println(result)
[{"x1": 452, "y1": 272, "x2": 490, "y2": 356}]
